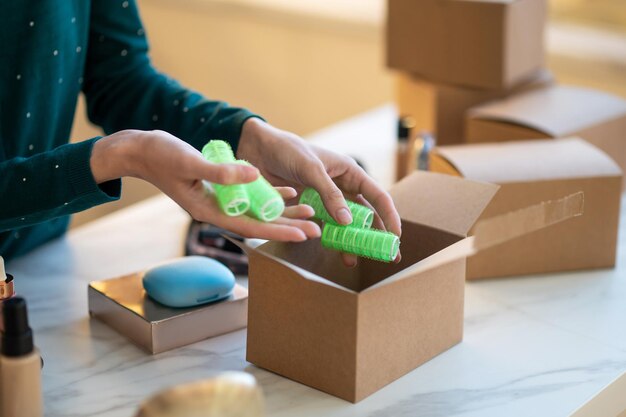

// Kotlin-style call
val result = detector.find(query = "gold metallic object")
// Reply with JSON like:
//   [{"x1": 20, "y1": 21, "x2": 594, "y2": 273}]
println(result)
[{"x1": 135, "y1": 372, "x2": 265, "y2": 417}]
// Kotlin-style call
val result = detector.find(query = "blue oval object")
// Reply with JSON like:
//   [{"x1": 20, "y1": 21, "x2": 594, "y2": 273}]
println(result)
[{"x1": 142, "y1": 256, "x2": 236, "y2": 308}]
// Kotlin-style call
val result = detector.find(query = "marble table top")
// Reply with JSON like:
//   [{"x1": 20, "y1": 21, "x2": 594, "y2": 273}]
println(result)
[{"x1": 6, "y1": 105, "x2": 626, "y2": 417}]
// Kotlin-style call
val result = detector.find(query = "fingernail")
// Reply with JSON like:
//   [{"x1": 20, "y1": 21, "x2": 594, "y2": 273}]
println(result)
[
  {"x1": 312, "y1": 224, "x2": 321, "y2": 238},
  {"x1": 394, "y1": 252, "x2": 402, "y2": 263},
  {"x1": 245, "y1": 166, "x2": 259, "y2": 177},
  {"x1": 303, "y1": 205, "x2": 315, "y2": 218},
  {"x1": 336, "y1": 208, "x2": 352, "y2": 225},
  {"x1": 285, "y1": 187, "x2": 297, "y2": 198}
]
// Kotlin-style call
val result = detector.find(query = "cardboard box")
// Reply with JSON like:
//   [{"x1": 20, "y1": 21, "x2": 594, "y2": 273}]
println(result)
[
  {"x1": 431, "y1": 138, "x2": 622, "y2": 279},
  {"x1": 394, "y1": 69, "x2": 554, "y2": 145},
  {"x1": 386, "y1": 0, "x2": 547, "y2": 89},
  {"x1": 237, "y1": 172, "x2": 583, "y2": 402},
  {"x1": 466, "y1": 85, "x2": 626, "y2": 185},
  {"x1": 88, "y1": 273, "x2": 248, "y2": 354}
]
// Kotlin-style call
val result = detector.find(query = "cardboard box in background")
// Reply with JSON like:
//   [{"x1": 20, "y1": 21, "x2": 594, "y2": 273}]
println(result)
[
  {"x1": 466, "y1": 85, "x2": 626, "y2": 185},
  {"x1": 386, "y1": 0, "x2": 547, "y2": 89},
  {"x1": 394, "y1": 69, "x2": 554, "y2": 145},
  {"x1": 89, "y1": 273, "x2": 248, "y2": 354},
  {"x1": 239, "y1": 172, "x2": 583, "y2": 402},
  {"x1": 431, "y1": 138, "x2": 622, "y2": 279}
]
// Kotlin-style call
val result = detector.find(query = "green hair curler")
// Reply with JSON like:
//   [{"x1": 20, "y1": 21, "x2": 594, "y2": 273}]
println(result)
[
  {"x1": 299, "y1": 188, "x2": 374, "y2": 228},
  {"x1": 201, "y1": 140, "x2": 250, "y2": 216},
  {"x1": 201, "y1": 139, "x2": 237, "y2": 164},
  {"x1": 239, "y1": 161, "x2": 285, "y2": 222},
  {"x1": 321, "y1": 224, "x2": 400, "y2": 263}
]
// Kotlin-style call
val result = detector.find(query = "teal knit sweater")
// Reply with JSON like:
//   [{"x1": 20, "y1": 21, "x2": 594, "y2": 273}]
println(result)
[{"x1": 0, "y1": 0, "x2": 260, "y2": 260}]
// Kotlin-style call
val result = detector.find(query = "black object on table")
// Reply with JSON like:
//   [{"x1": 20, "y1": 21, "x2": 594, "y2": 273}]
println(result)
[{"x1": 184, "y1": 221, "x2": 249, "y2": 275}]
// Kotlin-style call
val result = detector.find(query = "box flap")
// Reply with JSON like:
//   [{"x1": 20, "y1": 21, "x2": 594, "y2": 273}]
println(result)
[
  {"x1": 390, "y1": 171, "x2": 499, "y2": 237},
  {"x1": 435, "y1": 137, "x2": 622, "y2": 183},
  {"x1": 364, "y1": 192, "x2": 584, "y2": 291},
  {"x1": 225, "y1": 237, "x2": 357, "y2": 294},
  {"x1": 467, "y1": 85, "x2": 626, "y2": 137}
]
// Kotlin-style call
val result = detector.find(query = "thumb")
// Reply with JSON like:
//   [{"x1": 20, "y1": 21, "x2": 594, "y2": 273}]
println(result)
[{"x1": 197, "y1": 161, "x2": 259, "y2": 185}]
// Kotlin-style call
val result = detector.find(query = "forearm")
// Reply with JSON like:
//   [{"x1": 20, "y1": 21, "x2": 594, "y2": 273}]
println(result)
[
  {"x1": 85, "y1": 66, "x2": 260, "y2": 151},
  {"x1": 84, "y1": 0, "x2": 261, "y2": 153},
  {"x1": 0, "y1": 138, "x2": 121, "y2": 232}
]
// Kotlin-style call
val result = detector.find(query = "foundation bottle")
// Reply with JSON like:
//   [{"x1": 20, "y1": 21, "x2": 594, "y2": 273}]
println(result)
[{"x1": 0, "y1": 297, "x2": 43, "y2": 417}]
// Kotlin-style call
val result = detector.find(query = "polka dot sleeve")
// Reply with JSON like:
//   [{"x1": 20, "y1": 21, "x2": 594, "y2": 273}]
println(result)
[
  {"x1": 0, "y1": 137, "x2": 121, "y2": 233},
  {"x1": 82, "y1": 0, "x2": 262, "y2": 154}
]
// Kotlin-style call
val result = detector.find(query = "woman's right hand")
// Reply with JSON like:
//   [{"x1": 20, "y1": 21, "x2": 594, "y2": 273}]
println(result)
[{"x1": 90, "y1": 129, "x2": 321, "y2": 242}]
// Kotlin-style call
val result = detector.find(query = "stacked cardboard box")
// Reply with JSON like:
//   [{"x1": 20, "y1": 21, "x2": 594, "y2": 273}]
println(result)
[
  {"x1": 430, "y1": 138, "x2": 623, "y2": 279},
  {"x1": 387, "y1": 0, "x2": 624, "y2": 281},
  {"x1": 394, "y1": 70, "x2": 554, "y2": 147},
  {"x1": 465, "y1": 85, "x2": 626, "y2": 184},
  {"x1": 387, "y1": 0, "x2": 549, "y2": 150}
]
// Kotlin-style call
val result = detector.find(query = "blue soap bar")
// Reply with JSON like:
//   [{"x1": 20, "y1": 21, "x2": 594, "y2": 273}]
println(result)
[{"x1": 142, "y1": 256, "x2": 236, "y2": 308}]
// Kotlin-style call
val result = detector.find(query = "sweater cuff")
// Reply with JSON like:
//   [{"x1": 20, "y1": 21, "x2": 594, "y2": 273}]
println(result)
[{"x1": 62, "y1": 137, "x2": 121, "y2": 206}]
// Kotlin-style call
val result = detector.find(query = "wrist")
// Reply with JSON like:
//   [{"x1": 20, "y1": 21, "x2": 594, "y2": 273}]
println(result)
[
  {"x1": 90, "y1": 130, "x2": 143, "y2": 183},
  {"x1": 238, "y1": 117, "x2": 272, "y2": 160}
]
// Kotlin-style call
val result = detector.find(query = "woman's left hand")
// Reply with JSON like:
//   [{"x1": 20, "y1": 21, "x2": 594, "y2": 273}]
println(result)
[{"x1": 237, "y1": 118, "x2": 402, "y2": 267}]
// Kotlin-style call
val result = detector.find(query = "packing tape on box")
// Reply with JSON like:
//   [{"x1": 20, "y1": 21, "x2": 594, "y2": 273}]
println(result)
[{"x1": 472, "y1": 191, "x2": 585, "y2": 250}]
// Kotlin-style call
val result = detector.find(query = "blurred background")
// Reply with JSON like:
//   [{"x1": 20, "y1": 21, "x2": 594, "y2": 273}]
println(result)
[{"x1": 70, "y1": 0, "x2": 626, "y2": 227}]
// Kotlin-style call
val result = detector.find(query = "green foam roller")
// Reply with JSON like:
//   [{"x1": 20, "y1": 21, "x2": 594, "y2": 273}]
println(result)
[
  {"x1": 299, "y1": 188, "x2": 374, "y2": 228},
  {"x1": 240, "y1": 161, "x2": 285, "y2": 222},
  {"x1": 202, "y1": 139, "x2": 237, "y2": 164},
  {"x1": 201, "y1": 140, "x2": 250, "y2": 216},
  {"x1": 321, "y1": 224, "x2": 400, "y2": 263}
]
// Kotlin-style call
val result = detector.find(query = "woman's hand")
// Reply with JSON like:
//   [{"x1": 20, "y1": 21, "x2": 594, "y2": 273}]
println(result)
[
  {"x1": 237, "y1": 118, "x2": 402, "y2": 266},
  {"x1": 90, "y1": 129, "x2": 320, "y2": 242}
]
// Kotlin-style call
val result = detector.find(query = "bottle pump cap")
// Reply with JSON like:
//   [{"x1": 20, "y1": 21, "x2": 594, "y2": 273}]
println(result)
[{"x1": 1, "y1": 297, "x2": 34, "y2": 357}]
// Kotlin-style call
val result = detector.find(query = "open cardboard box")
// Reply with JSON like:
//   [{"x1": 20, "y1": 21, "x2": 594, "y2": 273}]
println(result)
[
  {"x1": 386, "y1": 0, "x2": 547, "y2": 89},
  {"x1": 465, "y1": 85, "x2": 626, "y2": 186},
  {"x1": 236, "y1": 172, "x2": 583, "y2": 402},
  {"x1": 431, "y1": 138, "x2": 622, "y2": 279},
  {"x1": 394, "y1": 69, "x2": 554, "y2": 145}
]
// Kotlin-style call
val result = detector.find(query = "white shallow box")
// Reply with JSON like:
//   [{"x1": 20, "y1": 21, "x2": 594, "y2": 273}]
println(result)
[{"x1": 88, "y1": 273, "x2": 248, "y2": 354}]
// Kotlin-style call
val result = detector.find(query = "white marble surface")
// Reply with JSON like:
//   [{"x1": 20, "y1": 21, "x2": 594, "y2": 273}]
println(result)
[{"x1": 6, "y1": 105, "x2": 626, "y2": 417}]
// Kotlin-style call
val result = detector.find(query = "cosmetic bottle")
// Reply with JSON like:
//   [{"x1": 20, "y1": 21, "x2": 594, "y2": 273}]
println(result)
[
  {"x1": 0, "y1": 297, "x2": 43, "y2": 417},
  {"x1": 406, "y1": 131, "x2": 436, "y2": 174},
  {"x1": 396, "y1": 116, "x2": 415, "y2": 181},
  {"x1": 0, "y1": 256, "x2": 16, "y2": 333},
  {"x1": 0, "y1": 255, "x2": 16, "y2": 407}
]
